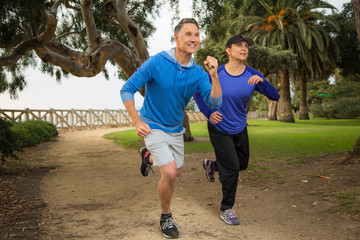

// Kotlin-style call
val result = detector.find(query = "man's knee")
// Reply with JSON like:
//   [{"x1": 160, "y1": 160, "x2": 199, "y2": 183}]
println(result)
[{"x1": 160, "y1": 162, "x2": 178, "y2": 182}]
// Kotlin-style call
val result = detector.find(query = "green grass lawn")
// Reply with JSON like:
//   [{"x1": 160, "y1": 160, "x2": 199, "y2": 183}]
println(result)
[
  {"x1": 104, "y1": 118, "x2": 360, "y2": 159},
  {"x1": 104, "y1": 118, "x2": 360, "y2": 219}
]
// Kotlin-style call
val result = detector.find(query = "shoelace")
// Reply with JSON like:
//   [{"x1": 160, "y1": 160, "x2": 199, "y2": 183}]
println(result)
[
  {"x1": 145, "y1": 165, "x2": 154, "y2": 175},
  {"x1": 162, "y1": 218, "x2": 176, "y2": 230},
  {"x1": 224, "y1": 209, "x2": 236, "y2": 219}
]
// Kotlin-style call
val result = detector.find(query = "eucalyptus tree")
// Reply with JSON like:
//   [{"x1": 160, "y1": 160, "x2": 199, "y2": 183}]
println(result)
[
  {"x1": 0, "y1": 0, "x2": 165, "y2": 96},
  {"x1": 242, "y1": 0, "x2": 339, "y2": 122},
  {"x1": 0, "y1": 0, "x2": 222, "y2": 141}
]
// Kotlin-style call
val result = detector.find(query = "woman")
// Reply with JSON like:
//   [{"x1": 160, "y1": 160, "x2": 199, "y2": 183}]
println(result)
[{"x1": 193, "y1": 34, "x2": 280, "y2": 225}]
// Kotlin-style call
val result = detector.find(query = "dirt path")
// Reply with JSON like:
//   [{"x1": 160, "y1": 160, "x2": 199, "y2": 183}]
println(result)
[{"x1": 35, "y1": 128, "x2": 359, "y2": 240}]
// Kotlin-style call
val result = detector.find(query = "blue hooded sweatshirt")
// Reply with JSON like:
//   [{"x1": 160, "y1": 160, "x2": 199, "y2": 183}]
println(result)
[{"x1": 120, "y1": 49, "x2": 222, "y2": 133}]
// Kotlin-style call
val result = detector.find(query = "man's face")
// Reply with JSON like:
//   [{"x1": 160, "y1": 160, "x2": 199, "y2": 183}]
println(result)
[{"x1": 174, "y1": 23, "x2": 200, "y2": 55}]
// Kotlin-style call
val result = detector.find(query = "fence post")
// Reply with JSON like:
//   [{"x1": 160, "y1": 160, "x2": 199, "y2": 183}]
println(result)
[
  {"x1": 89, "y1": 108, "x2": 92, "y2": 129},
  {"x1": 25, "y1": 108, "x2": 30, "y2": 121},
  {"x1": 49, "y1": 108, "x2": 54, "y2": 125},
  {"x1": 118, "y1": 109, "x2": 122, "y2": 127},
  {"x1": 70, "y1": 108, "x2": 75, "y2": 130},
  {"x1": 105, "y1": 109, "x2": 108, "y2": 128}
]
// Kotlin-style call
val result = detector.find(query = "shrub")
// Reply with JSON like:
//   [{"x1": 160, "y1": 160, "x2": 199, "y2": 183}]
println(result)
[
  {"x1": 10, "y1": 120, "x2": 58, "y2": 148},
  {"x1": 0, "y1": 118, "x2": 21, "y2": 163},
  {"x1": 310, "y1": 97, "x2": 360, "y2": 119}
]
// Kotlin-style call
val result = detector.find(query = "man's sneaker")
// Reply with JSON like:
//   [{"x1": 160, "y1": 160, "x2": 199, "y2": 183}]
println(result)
[
  {"x1": 202, "y1": 159, "x2": 215, "y2": 182},
  {"x1": 160, "y1": 216, "x2": 180, "y2": 238},
  {"x1": 220, "y1": 209, "x2": 240, "y2": 225},
  {"x1": 139, "y1": 147, "x2": 153, "y2": 176}
]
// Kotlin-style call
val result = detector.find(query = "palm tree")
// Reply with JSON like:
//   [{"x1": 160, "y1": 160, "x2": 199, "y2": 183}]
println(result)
[{"x1": 242, "y1": 0, "x2": 339, "y2": 121}]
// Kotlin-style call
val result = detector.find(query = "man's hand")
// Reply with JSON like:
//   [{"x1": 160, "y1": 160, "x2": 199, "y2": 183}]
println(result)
[
  {"x1": 209, "y1": 111, "x2": 223, "y2": 124},
  {"x1": 134, "y1": 119, "x2": 152, "y2": 138},
  {"x1": 248, "y1": 75, "x2": 263, "y2": 85},
  {"x1": 204, "y1": 56, "x2": 218, "y2": 77}
]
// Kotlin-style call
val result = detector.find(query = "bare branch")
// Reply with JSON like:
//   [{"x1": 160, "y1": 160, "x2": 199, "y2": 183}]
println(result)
[
  {"x1": 57, "y1": 30, "x2": 85, "y2": 40},
  {"x1": 35, "y1": 39, "x2": 140, "y2": 78},
  {"x1": 81, "y1": 0, "x2": 102, "y2": 52},
  {"x1": 104, "y1": 0, "x2": 149, "y2": 63},
  {"x1": 352, "y1": 0, "x2": 360, "y2": 44},
  {"x1": 64, "y1": 0, "x2": 81, "y2": 11}
]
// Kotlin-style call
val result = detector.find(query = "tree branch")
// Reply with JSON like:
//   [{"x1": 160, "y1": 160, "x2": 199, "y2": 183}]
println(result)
[
  {"x1": 64, "y1": 0, "x2": 81, "y2": 11},
  {"x1": 56, "y1": 30, "x2": 85, "y2": 40},
  {"x1": 81, "y1": 0, "x2": 102, "y2": 52},
  {"x1": 104, "y1": 0, "x2": 149, "y2": 63},
  {"x1": 0, "y1": 0, "x2": 62, "y2": 66},
  {"x1": 35, "y1": 39, "x2": 140, "y2": 78},
  {"x1": 352, "y1": 0, "x2": 360, "y2": 44}
]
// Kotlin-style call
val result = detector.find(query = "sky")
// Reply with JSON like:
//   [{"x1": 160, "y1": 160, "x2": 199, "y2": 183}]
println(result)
[{"x1": 0, "y1": 0, "x2": 350, "y2": 110}]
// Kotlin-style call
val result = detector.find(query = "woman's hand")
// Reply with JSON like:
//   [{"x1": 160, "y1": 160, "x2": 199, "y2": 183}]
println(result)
[{"x1": 209, "y1": 111, "x2": 223, "y2": 124}]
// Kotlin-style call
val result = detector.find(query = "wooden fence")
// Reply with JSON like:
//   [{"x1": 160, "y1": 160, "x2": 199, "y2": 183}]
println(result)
[{"x1": 0, "y1": 108, "x2": 267, "y2": 130}]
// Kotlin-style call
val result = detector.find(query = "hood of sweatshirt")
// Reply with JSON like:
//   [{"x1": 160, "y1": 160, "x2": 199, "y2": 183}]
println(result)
[{"x1": 158, "y1": 48, "x2": 197, "y2": 98}]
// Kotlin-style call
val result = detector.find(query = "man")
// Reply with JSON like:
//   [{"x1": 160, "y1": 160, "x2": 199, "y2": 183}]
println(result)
[{"x1": 120, "y1": 18, "x2": 222, "y2": 238}]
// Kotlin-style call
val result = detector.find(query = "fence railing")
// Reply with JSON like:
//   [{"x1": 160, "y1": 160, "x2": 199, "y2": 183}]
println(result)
[{"x1": 0, "y1": 108, "x2": 267, "y2": 129}]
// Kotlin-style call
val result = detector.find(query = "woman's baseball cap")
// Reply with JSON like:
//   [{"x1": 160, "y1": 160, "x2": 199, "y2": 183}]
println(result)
[{"x1": 226, "y1": 34, "x2": 254, "y2": 48}]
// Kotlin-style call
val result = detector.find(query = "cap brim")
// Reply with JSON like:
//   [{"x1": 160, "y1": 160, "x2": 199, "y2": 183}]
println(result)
[{"x1": 244, "y1": 38, "x2": 254, "y2": 46}]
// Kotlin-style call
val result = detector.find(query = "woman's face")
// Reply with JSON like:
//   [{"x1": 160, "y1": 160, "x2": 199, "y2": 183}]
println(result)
[{"x1": 226, "y1": 40, "x2": 249, "y2": 62}]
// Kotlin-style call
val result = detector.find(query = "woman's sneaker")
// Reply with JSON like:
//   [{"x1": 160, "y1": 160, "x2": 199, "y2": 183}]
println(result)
[
  {"x1": 202, "y1": 159, "x2": 215, "y2": 182},
  {"x1": 160, "y1": 216, "x2": 180, "y2": 238},
  {"x1": 220, "y1": 209, "x2": 240, "y2": 225},
  {"x1": 139, "y1": 147, "x2": 153, "y2": 176}
]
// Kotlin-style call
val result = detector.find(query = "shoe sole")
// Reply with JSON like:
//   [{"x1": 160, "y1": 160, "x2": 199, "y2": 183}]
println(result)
[
  {"x1": 160, "y1": 227, "x2": 180, "y2": 238},
  {"x1": 139, "y1": 148, "x2": 149, "y2": 177},
  {"x1": 203, "y1": 159, "x2": 215, "y2": 182},
  {"x1": 162, "y1": 233, "x2": 179, "y2": 238}
]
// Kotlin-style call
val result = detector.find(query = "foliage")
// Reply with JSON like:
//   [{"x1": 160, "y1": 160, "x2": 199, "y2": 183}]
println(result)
[
  {"x1": 248, "y1": 92, "x2": 268, "y2": 112},
  {"x1": 0, "y1": 0, "x2": 164, "y2": 97},
  {"x1": 242, "y1": 0, "x2": 339, "y2": 80},
  {"x1": 10, "y1": 120, "x2": 58, "y2": 148},
  {"x1": 185, "y1": 97, "x2": 196, "y2": 111},
  {"x1": 0, "y1": 118, "x2": 21, "y2": 163},
  {"x1": 329, "y1": 3, "x2": 360, "y2": 78},
  {"x1": 306, "y1": 79, "x2": 332, "y2": 104},
  {"x1": 195, "y1": 43, "x2": 297, "y2": 77},
  {"x1": 105, "y1": 119, "x2": 360, "y2": 157},
  {"x1": 310, "y1": 80, "x2": 360, "y2": 119}
]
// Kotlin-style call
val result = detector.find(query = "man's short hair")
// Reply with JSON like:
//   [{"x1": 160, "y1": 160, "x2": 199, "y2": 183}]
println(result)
[{"x1": 174, "y1": 18, "x2": 199, "y2": 34}]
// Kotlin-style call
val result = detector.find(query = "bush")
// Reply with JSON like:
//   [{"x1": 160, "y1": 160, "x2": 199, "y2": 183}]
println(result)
[
  {"x1": 0, "y1": 118, "x2": 21, "y2": 163},
  {"x1": 10, "y1": 120, "x2": 58, "y2": 148},
  {"x1": 310, "y1": 97, "x2": 360, "y2": 119}
]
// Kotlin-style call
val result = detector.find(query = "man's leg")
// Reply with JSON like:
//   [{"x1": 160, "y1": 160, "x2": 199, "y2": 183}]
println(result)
[
  {"x1": 158, "y1": 161, "x2": 182, "y2": 238},
  {"x1": 158, "y1": 161, "x2": 182, "y2": 213}
]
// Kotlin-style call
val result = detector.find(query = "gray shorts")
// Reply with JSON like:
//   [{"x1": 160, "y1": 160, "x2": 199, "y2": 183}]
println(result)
[{"x1": 144, "y1": 129, "x2": 185, "y2": 168}]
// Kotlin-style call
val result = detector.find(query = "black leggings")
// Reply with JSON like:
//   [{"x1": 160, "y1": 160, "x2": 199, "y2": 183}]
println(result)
[{"x1": 208, "y1": 123, "x2": 249, "y2": 210}]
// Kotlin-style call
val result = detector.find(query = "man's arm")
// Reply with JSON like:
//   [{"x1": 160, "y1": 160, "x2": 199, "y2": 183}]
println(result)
[
  {"x1": 123, "y1": 100, "x2": 152, "y2": 138},
  {"x1": 204, "y1": 56, "x2": 222, "y2": 99}
]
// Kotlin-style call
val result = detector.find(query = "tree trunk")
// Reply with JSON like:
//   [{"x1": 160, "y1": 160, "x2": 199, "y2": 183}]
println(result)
[
  {"x1": 352, "y1": 0, "x2": 360, "y2": 43},
  {"x1": 299, "y1": 74, "x2": 309, "y2": 120},
  {"x1": 183, "y1": 112, "x2": 194, "y2": 142},
  {"x1": 267, "y1": 99, "x2": 278, "y2": 121},
  {"x1": 341, "y1": 137, "x2": 360, "y2": 164},
  {"x1": 278, "y1": 70, "x2": 295, "y2": 123}
]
